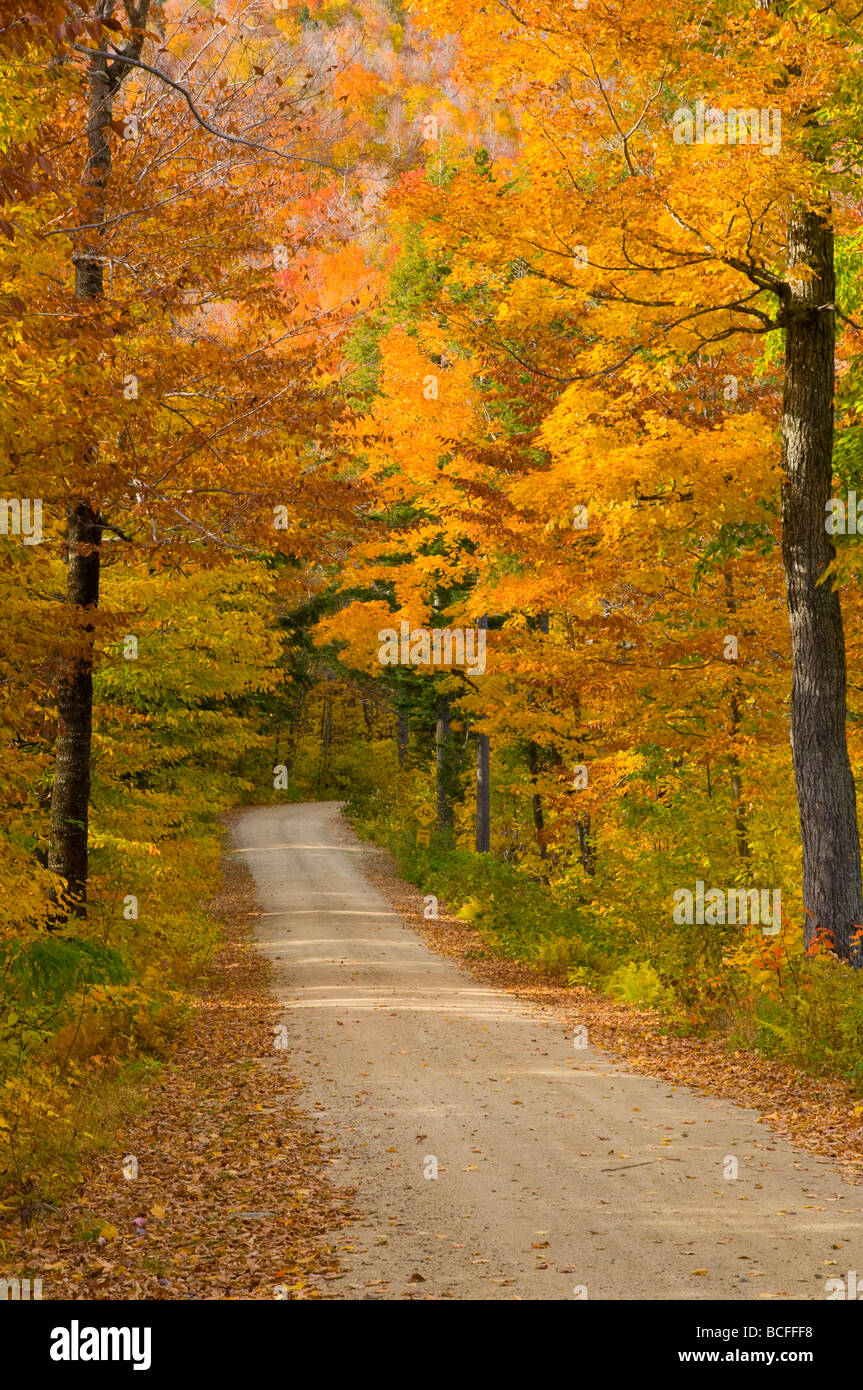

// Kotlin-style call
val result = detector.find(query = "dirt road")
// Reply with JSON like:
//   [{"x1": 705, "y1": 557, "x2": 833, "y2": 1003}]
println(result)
[{"x1": 230, "y1": 802, "x2": 863, "y2": 1300}]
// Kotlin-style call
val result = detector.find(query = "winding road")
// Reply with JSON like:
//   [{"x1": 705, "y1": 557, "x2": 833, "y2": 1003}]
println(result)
[{"x1": 230, "y1": 801, "x2": 863, "y2": 1300}]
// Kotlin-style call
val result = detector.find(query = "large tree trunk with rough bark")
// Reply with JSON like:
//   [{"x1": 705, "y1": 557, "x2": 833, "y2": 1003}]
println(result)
[
  {"x1": 781, "y1": 207, "x2": 863, "y2": 962},
  {"x1": 48, "y1": 1, "x2": 149, "y2": 914}
]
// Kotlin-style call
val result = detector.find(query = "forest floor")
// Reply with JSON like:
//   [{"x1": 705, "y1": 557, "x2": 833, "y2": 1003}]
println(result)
[
  {"x1": 0, "y1": 850, "x2": 353, "y2": 1299},
  {"x1": 6, "y1": 798, "x2": 863, "y2": 1300}
]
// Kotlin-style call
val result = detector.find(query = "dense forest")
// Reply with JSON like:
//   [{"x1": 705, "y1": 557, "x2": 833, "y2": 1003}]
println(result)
[{"x1": 4, "y1": 0, "x2": 863, "y2": 1315}]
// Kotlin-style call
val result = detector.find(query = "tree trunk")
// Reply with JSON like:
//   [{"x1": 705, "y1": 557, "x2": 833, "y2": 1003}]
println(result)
[
  {"x1": 48, "y1": 503, "x2": 104, "y2": 913},
  {"x1": 396, "y1": 707, "x2": 409, "y2": 768},
  {"x1": 435, "y1": 693, "x2": 453, "y2": 832},
  {"x1": 476, "y1": 730, "x2": 490, "y2": 852},
  {"x1": 526, "y1": 611, "x2": 549, "y2": 861},
  {"x1": 475, "y1": 615, "x2": 490, "y2": 852},
  {"x1": 728, "y1": 751, "x2": 749, "y2": 863},
  {"x1": 49, "y1": 5, "x2": 115, "y2": 912},
  {"x1": 723, "y1": 567, "x2": 750, "y2": 862},
  {"x1": 320, "y1": 698, "x2": 333, "y2": 755},
  {"x1": 781, "y1": 207, "x2": 863, "y2": 961},
  {"x1": 526, "y1": 740, "x2": 547, "y2": 860},
  {"x1": 284, "y1": 689, "x2": 305, "y2": 777},
  {"x1": 49, "y1": 3, "x2": 151, "y2": 913},
  {"x1": 575, "y1": 812, "x2": 595, "y2": 876}
]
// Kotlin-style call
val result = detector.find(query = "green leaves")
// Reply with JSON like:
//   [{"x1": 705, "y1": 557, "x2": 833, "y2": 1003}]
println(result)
[
  {"x1": 692, "y1": 519, "x2": 776, "y2": 588},
  {"x1": 0, "y1": 937, "x2": 130, "y2": 1009}
]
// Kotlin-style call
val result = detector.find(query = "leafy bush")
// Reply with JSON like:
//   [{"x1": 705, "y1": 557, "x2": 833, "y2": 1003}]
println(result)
[{"x1": 606, "y1": 961, "x2": 677, "y2": 1011}]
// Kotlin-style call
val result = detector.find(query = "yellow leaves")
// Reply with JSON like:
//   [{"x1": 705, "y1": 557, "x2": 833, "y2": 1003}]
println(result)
[
  {"x1": 455, "y1": 898, "x2": 482, "y2": 923},
  {"x1": 364, "y1": 325, "x2": 481, "y2": 491},
  {"x1": 317, "y1": 599, "x2": 397, "y2": 674}
]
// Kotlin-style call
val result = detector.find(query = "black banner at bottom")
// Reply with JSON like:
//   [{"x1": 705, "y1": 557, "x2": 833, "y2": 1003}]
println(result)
[{"x1": 3, "y1": 1297, "x2": 855, "y2": 1378}]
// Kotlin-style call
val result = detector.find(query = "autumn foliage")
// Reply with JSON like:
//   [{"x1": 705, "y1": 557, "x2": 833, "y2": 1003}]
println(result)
[{"x1": 5, "y1": 0, "x2": 863, "y2": 1200}]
